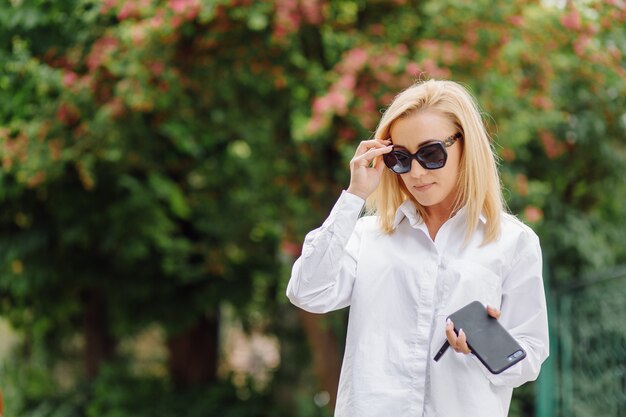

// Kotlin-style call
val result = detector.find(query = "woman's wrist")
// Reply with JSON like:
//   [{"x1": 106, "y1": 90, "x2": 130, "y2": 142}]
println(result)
[{"x1": 346, "y1": 186, "x2": 369, "y2": 201}]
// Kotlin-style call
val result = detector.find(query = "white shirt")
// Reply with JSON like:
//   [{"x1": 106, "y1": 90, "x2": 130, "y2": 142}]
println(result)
[{"x1": 287, "y1": 191, "x2": 549, "y2": 417}]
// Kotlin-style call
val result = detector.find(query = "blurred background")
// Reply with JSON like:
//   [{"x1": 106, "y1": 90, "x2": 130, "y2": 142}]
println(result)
[{"x1": 0, "y1": 0, "x2": 625, "y2": 416}]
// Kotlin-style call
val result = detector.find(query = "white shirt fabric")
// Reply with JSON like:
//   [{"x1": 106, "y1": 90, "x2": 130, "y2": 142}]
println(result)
[{"x1": 286, "y1": 191, "x2": 549, "y2": 417}]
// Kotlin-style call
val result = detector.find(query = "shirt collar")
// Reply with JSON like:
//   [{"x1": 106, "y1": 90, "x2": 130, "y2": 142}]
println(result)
[{"x1": 392, "y1": 200, "x2": 487, "y2": 229}]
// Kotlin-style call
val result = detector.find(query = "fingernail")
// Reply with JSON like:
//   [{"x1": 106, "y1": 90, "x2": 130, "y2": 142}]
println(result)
[
  {"x1": 459, "y1": 328, "x2": 464, "y2": 336},
  {"x1": 446, "y1": 318, "x2": 452, "y2": 326}
]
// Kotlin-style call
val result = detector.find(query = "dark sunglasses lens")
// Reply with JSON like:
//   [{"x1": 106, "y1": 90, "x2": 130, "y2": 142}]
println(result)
[
  {"x1": 418, "y1": 143, "x2": 446, "y2": 169},
  {"x1": 383, "y1": 151, "x2": 411, "y2": 173}
]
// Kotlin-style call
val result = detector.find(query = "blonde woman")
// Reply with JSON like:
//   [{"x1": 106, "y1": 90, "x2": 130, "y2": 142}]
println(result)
[{"x1": 287, "y1": 79, "x2": 549, "y2": 417}]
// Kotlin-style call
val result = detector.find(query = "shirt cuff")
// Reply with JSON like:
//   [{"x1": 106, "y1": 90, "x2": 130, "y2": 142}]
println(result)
[
  {"x1": 341, "y1": 189, "x2": 366, "y2": 206},
  {"x1": 319, "y1": 190, "x2": 365, "y2": 235},
  {"x1": 332, "y1": 190, "x2": 366, "y2": 225}
]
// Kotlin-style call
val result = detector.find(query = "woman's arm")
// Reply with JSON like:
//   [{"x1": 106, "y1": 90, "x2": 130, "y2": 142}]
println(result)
[
  {"x1": 286, "y1": 191, "x2": 365, "y2": 314},
  {"x1": 474, "y1": 230, "x2": 550, "y2": 387}
]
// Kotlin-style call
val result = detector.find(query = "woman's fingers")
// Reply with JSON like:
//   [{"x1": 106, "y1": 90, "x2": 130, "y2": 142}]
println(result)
[
  {"x1": 457, "y1": 329, "x2": 470, "y2": 353},
  {"x1": 346, "y1": 139, "x2": 392, "y2": 200},
  {"x1": 445, "y1": 319, "x2": 471, "y2": 355},
  {"x1": 487, "y1": 305, "x2": 501, "y2": 320},
  {"x1": 354, "y1": 139, "x2": 391, "y2": 156},
  {"x1": 351, "y1": 144, "x2": 393, "y2": 167}
]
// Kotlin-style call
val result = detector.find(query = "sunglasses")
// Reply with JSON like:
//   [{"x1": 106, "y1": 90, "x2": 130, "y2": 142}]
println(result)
[{"x1": 383, "y1": 132, "x2": 462, "y2": 174}]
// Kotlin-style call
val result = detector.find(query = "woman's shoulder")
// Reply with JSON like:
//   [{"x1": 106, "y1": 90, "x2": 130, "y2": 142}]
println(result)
[{"x1": 499, "y1": 211, "x2": 540, "y2": 246}]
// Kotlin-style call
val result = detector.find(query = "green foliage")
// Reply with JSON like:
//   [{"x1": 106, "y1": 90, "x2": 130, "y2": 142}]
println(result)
[{"x1": 1, "y1": 359, "x2": 276, "y2": 417}]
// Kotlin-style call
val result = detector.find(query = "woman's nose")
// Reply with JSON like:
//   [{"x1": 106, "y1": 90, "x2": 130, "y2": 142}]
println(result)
[{"x1": 408, "y1": 159, "x2": 427, "y2": 178}]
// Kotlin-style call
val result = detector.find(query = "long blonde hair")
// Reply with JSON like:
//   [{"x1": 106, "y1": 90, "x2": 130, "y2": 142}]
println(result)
[{"x1": 367, "y1": 79, "x2": 504, "y2": 244}]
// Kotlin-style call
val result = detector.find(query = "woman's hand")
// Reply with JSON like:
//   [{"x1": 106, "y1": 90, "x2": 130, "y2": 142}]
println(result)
[
  {"x1": 446, "y1": 305, "x2": 501, "y2": 355},
  {"x1": 346, "y1": 139, "x2": 393, "y2": 200}
]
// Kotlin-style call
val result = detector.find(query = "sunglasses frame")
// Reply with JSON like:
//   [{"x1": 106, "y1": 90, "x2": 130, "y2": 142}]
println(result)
[{"x1": 383, "y1": 132, "x2": 462, "y2": 174}]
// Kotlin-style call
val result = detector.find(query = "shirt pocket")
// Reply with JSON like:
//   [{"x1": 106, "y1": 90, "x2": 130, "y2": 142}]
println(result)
[{"x1": 437, "y1": 260, "x2": 502, "y2": 315}]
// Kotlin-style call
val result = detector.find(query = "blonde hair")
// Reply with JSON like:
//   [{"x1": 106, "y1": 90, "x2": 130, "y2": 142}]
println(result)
[{"x1": 367, "y1": 79, "x2": 504, "y2": 244}]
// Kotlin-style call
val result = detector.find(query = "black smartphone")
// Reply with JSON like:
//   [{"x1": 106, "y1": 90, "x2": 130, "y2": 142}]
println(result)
[{"x1": 445, "y1": 300, "x2": 526, "y2": 374}]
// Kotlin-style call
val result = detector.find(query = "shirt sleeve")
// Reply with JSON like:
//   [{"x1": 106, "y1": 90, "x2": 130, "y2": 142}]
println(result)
[
  {"x1": 286, "y1": 191, "x2": 365, "y2": 314},
  {"x1": 472, "y1": 229, "x2": 550, "y2": 387}
]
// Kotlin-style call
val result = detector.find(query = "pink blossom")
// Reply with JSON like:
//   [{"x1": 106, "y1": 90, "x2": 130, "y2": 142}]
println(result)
[
  {"x1": 375, "y1": 71, "x2": 394, "y2": 85},
  {"x1": 339, "y1": 127, "x2": 357, "y2": 141},
  {"x1": 533, "y1": 95, "x2": 553, "y2": 110},
  {"x1": 48, "y1": 139, "x2": 63, "y2": 161},
  {"x1": 306, "y1": 114, "x2": 326, "y2": 135},
  {"x1": 561, "y1": 8, "x2": 582, "y2": 30},
  {"x1": 500, "y1": 148, "x2": 515, "y2": 162},
  {"x1": 524, "y1": 206, "x2": 543, "y2": 223},
  {"x1": 273, "y1": 0, "x2": 301, "y2": 41},
  {"x1": 342, "y1": 48, "x2": 368, "y2": 72},
  {"x1": 131, "y1": 25, "x2": 146, "y2": 46},
  {"x1": 312, "y1": 96, "x2": 329, "y2": 114},
  {"x1": 337, "y1": 74, "x2": 357, "y2": 91},
  {"x1": 63, "y1": 71, "x2": 78, "y2": 87},
  {"x1": 169, "y1": 0, "x2": 201, "y2": 20},
  {"x1": 380, "y1": 93, "x2": 395, "y2": 105},
  {"x1": 281, "y1": 240, "x2": 301, "y2": 258},
  {"x1": 573, "y1": 35, "x2": 591, "y2": 57},
  {"x1": 441, "y1": 43, "x2": 456, "y2": 65},
  {"x1": 149, "y1": 61, "x2": 165, "y2": 76},
  {"x1": 459, "y1": 46, "x2": 479, "y2": 63},
  {"x1": 370, "y1": 24, "x2": 385, "y2": 36},
  {"x1": 360, "y1": 95, "x2": 376, "y2": 113},
  {"x1": 395, "y1": 44, "x2": 408, "y2": 56},
  {"x1": 101, "y1": 0, "x2": 119, "y2": 15},
  {"x1": 150, "y1": 13, "x2": 164, "y2": 28},
  {"x1": 406, "y1": 62, "x2": 421, "y2": 76},
  {"x1": 326, "y1": 91, "x2": 348, "y2": 115},
  {"x1": 515, "y1": 174, "x2": 528, "y2": 197},
  {"x1": 170, "y1": 15, "x2": 183, "y2": 28},
  {"x1": 169, "y1": 0, "x2": 188, "y2": 13},
  {"x1": 508, "y1": 15, "x2": 524, "y2": 27},
  {"x1": 87, "y1": 36, "x2": 118, "y2": 70},
  {"x1": 57, "y1": 103, "x2": 79, "y2": 125},
  {"x1": 301, "y1": 0, "x2": 324, "y2": 25},
  {"x1": 465, "y1": 31, "x2": 478, "y2": 46},
  {"x1": 27, "y1": 171, "x2": 46, "y2": 188},
  {"x1": 106, "y1": 97, "x2": 126, "y2": 119},
  {"x1": 117, "y1": 2, "x2": 139, "y2": 20},
  {"x1": 421, "y1": 58, "x2": 450, "y2": 78},
  {"x1": 539, "y1": 131, "x2": 565, "y2": 159},
  {"x1": 419, "y1": 39, "x2": 439, "y2": 53}
]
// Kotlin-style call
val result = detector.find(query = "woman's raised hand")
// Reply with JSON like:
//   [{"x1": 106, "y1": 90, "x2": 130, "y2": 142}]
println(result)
[{"x1": 346, "y1": 139, "x2": 393, "y2": 200}]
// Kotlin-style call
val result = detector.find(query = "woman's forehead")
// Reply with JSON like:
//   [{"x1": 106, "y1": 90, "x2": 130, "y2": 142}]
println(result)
[{"x1": 390, "y1": 110, "x2": 456, "y2": 148}]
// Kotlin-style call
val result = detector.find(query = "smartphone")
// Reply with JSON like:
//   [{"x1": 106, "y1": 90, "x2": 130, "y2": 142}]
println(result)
[{"x1": 446, "y1": 300, "x2": 526, "y2": 374}]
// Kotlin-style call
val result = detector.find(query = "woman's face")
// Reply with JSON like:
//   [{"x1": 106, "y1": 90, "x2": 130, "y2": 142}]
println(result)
[{"x1": 389, "y1": 110, "x2": 462, "y2": 216}]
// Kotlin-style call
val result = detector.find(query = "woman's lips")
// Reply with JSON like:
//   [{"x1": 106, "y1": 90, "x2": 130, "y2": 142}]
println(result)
[{"x1": 413, "y1": 183, "x2": 434, "y2": 192}]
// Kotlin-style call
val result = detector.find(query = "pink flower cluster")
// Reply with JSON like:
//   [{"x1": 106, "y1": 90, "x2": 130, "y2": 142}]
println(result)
[
  {"x1": 523, "y1": 206, "x2": 543, "y2": 223},
  {"x1": 168, "y1": 0, "x2": 201, "y2": 26},
  {"x1": 306, "y1": 42, "x2": 456, "y2": 136},
  {"x1": 306, "y1": 48, "x2": 368, "y2": 135},
  {"x1": 117, "y1": 0, "x2": 153, "y2": 20},
  {"x1": 539, "y1": 131, "x2": 565, "y2": 159},
  {"x1": 419, "y1": 39, "x2": 479, "y2": 66},
  {"x1": 561, "y1": 7, "x2": 582, "y2": 31},
  {"x1": 86, "y1": 36, "x2": 119, "y2": 70},
  {"x1": 274, "y1": 0, "x2": 325, "y2": 41}
]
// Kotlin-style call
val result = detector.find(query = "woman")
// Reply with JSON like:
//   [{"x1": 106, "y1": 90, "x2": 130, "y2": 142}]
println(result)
[{"x1": 286, "y1": 79, "x2": 549, "y2": 417}]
